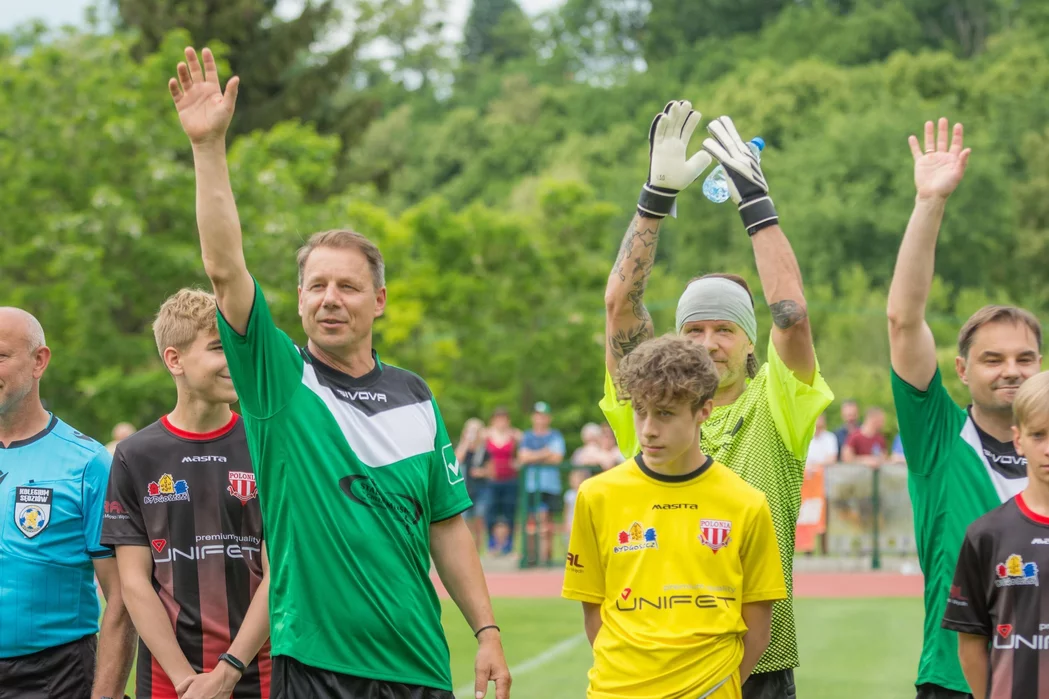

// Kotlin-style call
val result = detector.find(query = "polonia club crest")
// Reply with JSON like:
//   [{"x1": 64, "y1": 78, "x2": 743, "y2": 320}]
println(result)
[
  {"x1": 15, "y1": 486, "x2": 53, "y2": 539},
  {"x1": 699, "y1": 518, "x2": 732, "y2": 554},
  {"x1": 227, "y1": 471, "x2": 258, "y2": 505}
]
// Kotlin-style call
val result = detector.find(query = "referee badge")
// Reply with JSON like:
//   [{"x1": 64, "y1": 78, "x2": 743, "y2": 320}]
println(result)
[{"x1": 15, "y1": 486, "x2": 53, "y2": 539}]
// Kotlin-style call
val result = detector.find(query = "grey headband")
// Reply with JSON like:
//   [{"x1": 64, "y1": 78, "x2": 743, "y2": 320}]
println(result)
[{"x1": 675, "y1": 277, "x2": 758, "y2": 342}]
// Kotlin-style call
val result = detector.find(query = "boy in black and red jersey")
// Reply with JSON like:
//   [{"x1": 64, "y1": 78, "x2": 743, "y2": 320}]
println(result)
[
  {"x1": 943, "y1": 370, "x2": 1049, "y2": 699},
  {"x1": 102, "y1": 289, "x2": 271, "y2": 699}
]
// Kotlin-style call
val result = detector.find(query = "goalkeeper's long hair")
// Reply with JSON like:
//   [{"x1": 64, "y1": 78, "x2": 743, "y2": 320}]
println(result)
[{"x1": 687, "y1": 273, "x2": 759, "y2": 379}]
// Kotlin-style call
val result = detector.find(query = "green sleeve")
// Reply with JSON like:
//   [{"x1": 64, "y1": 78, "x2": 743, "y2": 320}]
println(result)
[
  {"x1": 599, "y1": 367, "x2": 639, "y2": 459},
  {"x1": 216, "y1": 279, "x2": 304, "y2": 419},
  {"x1": 765, "y1": 337, "x2": 835, "y2": 461},
  {"x1": 891, "y1": 367, "x2": 966, "y2": 477},
  {"x1": 428, "y1": 396, "x2": 473, "y2": 522}
]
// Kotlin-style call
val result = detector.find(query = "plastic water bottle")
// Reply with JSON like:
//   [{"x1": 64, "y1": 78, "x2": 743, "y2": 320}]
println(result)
[{"x1": 702, "y1": 137, "x2": 765, "y2": 204}]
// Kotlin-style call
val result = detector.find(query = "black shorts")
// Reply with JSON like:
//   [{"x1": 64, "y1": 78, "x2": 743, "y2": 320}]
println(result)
[
  {"x1": 916, "y1": 683, "x2": 973, "y2": 699},
  {"x1": 0, "y1": 635, "x2": 97, "y2": 699},
  {"x1": 742, "y1": 669, "x2": 796, "y2": 699},
  {"x1": 272, "y1": 655, "x2": 456, "y2": 699}
]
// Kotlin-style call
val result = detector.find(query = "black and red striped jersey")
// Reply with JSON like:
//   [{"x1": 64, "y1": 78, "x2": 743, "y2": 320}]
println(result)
[{"x1": 101, "y1": 414, "x2": 270, "y2": 699}]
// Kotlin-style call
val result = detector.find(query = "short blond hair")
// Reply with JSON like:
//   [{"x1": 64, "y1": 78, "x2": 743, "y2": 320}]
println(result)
[
  {"x1": 152, "y1": 288, "x2": 218, "y2": 357},
  {"x1": 1013, "y1": 371, "x2": 1049, "y2": 430},
  {"x1": 616, "y1": 334, "x2": 720, "y2": 412},
  {"x1": 296, "y1": 229, "x2": 385, "y2": 290}
]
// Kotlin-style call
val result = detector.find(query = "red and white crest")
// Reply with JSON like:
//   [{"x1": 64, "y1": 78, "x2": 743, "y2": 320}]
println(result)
[
  {"x1": 227, "y1": 471, "x2": 258, "y2": 505},
  {"x1": 699, "y1": 519, "x2": 732, "y2": 553}
]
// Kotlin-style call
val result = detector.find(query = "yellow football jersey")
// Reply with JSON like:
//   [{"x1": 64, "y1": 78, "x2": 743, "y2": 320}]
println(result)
[{"x1": 562, "y1": 455, "x2": 787, "y2": 699}]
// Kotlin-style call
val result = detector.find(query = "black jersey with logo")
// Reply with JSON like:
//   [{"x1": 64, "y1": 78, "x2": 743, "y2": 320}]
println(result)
[
  {"x1": 943, "y1": 493, "x2": 1049, "y2": 698},
  {"x1": 101, "y1": 415, "x2": 269, "y2": 699}
]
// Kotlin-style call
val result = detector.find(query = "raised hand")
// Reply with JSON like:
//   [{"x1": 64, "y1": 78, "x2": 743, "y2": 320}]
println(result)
[
  {"x1": 636, "y1": 100, "x2": 713, "y2": 219},
  {"x1": 169, "y1": 47, "x2": 240, "y2": 146},
  {"x1": 908, "y1": 118, "x2": 972, "y2": 200}
]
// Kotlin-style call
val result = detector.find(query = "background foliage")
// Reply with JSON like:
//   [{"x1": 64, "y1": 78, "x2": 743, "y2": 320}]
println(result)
[{"x1": 3, "y1": 0, "x2": 1048, "y2": 443}]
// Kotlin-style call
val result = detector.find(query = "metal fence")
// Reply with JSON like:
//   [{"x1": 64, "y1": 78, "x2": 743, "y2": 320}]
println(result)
[{"x1": 512, "y1": 462, "x2": 917, "y2": 570}]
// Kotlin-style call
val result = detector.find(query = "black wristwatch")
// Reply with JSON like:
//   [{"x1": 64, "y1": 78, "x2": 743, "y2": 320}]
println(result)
[{"x1": 219, "y1": 652, "x2": 247, "y2": 674}]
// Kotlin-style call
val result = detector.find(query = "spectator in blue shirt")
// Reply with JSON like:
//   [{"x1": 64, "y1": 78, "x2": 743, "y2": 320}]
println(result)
[
  {"x1": 0, "y1": 307, "x2": 135, "y2": 699},
  {"x1": 518, "y1": 401, "x2": 565, "y2": 565}
]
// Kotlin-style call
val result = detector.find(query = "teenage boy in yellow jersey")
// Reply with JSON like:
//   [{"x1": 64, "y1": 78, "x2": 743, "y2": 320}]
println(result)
[{"x1": 564, "y1": 335, "x2": 786, "y2": 699}]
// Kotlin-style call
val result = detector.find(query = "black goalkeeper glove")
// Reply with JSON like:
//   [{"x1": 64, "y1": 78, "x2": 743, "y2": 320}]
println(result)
[{"x1": 702, "y1": 116, "x2": 779, "y2": 235}]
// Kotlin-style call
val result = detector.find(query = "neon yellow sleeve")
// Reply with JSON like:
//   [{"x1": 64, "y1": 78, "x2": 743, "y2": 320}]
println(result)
[
  {"x1": 765, "y1": 337, "x2": 834, "y2": 461},
  {"x1": 599, "y1": 368, "x2": 639, "y2": 459},
  {"x1": 740, "y1": 495, "x2": 788, "y2": 604},
  {"x1": 561, "y1": 486, "x2": 605, "y2": 604}
]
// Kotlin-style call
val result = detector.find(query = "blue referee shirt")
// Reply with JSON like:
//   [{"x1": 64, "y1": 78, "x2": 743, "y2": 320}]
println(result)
[{"x1": 0, "y1": 415, "x2": 113, "y2": 658}]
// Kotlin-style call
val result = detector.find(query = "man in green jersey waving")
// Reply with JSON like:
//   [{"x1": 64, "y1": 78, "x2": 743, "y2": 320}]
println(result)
[
  {"x1": 888, "y1": 118, "x2": 1042, "y2": 699},
  {"x1": 601, "y1": 101, "x2": 833, "y2": 698},
  {"x1": 168, "y1": 47, "x2": 511, "y2": 699}
]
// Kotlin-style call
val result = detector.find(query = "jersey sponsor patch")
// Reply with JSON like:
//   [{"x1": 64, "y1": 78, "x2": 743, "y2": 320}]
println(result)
[
  {"x1": 339, "y1": 474, "x2": 424, "y2": 530},
  {"x1": 227, "y1": 471, "x2": 258, "y2": 505},
  {"x1": 613, "y1": 521, "x2": 658, "y2": 553},
  {"x1": 442, "y1": 444, "x2": 464, "y2": 485},
  {"x1": 699, "y1": 519, "x2": 732, "y2": 554},
  {"x1": 144, "y1": 473, "x2": 190, "y2": 505},
  {"x1": 995, "y1": 554, "x2": 1039, "y2": 587},
  {"x1": 15, "y1": 486, "x2": 53, "y2": 538}
]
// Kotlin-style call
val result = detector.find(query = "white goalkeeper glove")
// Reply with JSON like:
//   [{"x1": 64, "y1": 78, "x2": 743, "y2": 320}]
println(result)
[
  {"x1": 702, "y1": 115, "x2": 779, "y2": 235},
  {"x1": 636, "y1": 100, "x2": 713, "y2": 219}
]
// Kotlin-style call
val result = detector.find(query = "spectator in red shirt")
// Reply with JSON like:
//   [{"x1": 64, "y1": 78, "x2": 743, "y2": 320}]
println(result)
[
  {"x1": 485, "y1": 407, "x2": 520, "y2": 556},
  {"x1": 842, "y1": 407, "x2": 888, "y2": 467}
]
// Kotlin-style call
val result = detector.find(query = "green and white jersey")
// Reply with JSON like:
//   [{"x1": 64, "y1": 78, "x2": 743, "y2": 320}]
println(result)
[
  {"x1": 217, "y1": 280, "x2": 471, "y2": 690},
  {"x1": 892, "y1": 368, "x2": 1027, "y2": 693},
  {"x1": 601, "y1": 337, "x2": 834, "y2": 674}
]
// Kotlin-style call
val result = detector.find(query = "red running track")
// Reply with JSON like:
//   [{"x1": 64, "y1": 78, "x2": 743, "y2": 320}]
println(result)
[{"x1": 431, "y1": 570, "x2": 925, "y2": 599}]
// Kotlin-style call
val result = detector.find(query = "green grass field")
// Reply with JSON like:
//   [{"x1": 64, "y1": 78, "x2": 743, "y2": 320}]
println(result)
[{"x1": 122, "y1": 596, "x2": 924, "y2": 698}]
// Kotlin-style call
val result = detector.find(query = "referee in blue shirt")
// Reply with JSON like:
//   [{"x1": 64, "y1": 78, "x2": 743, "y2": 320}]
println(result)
[{"x1": 0, "y1": 307, "x2": 135, "y2": 699}]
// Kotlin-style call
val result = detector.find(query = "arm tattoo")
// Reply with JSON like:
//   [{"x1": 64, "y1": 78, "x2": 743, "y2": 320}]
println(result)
[
  {"x1": 609, "y1": 321, "x2": 654, "y2": 360},
  {"x1": 769, "y1": 300, "x2": 808, "y2": 330},
  {"x1": 612, "y1": 218, "x2": 660, "y2": 282}
]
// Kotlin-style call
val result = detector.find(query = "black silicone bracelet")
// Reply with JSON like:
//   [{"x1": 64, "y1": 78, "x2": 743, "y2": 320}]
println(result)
[
  {"x1": 474, "y1": 624, "x2": 501, "y2": 638},
  {"x1": 219, "y1": 652, "x2": 247, "y2": 674}
]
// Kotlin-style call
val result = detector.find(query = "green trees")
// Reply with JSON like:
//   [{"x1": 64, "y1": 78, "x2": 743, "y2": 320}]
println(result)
[{"x1": 3, "y1": 0, "x2": 1049, "y2": 440}]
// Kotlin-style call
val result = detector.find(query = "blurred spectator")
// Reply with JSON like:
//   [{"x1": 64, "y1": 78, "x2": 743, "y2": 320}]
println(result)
[
  {"x1": 842, "y1": 407, "x2": 888, "y2": 467},
  {"x1": 484, "y1": 407, "x2": 519, "y2": 556},
  {"x1": 806, "y1": 413, "x2": 838, "y2": 472},
  {"x1": 598, "y1": 423, "x2": 625, "y2": 469},
  {"x1": 563, "y1": 467, "x2": 590, "y2": 549},
  {"x1": 890, "y1": 432, "x2": 906, "y2": 464},
  {"x1": 518, "y1": 401, "x2": 566, "y2": 565},
  {"x1": 571, "y1": 423, "x2": 606, "y2": 467},
  {"x1": 105, "y1": 421, "x2": 136, "y2": 455},
  {"x1": 834, "y1": 400, "x2": 860, "y2": 460},
  {"x1": 455, "y1": 417, "x2": 491, "y2": 553}
]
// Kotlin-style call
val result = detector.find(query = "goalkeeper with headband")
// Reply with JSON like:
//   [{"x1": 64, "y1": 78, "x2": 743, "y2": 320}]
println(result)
[{"x1": 599, "y1": 100, "x2": 834, "y2": 698}]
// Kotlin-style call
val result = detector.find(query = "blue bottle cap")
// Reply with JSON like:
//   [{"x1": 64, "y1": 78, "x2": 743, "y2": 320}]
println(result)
[{"x1": 750, "y1": 137, "x2": 765, "y2": 151}]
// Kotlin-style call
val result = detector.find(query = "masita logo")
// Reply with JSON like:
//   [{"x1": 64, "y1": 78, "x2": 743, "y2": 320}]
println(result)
[
  {"x1": 183, "y1": 455, "x2": 227, "y2": 463},
  {"x1": 144, "y1": 474, "x2": 190, "y2": 505}
]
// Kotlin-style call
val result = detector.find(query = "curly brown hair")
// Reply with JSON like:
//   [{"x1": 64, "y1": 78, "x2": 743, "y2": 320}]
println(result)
[{"x1": 616, "y1": 334, "x2": 720, "y2": 412}]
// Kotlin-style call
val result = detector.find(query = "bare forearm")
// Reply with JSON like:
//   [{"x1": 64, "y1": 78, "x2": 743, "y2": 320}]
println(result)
[
  {"x1": 605, "y1": 214, "x2": 661, "y2": 367},
  {"x1": 958, "y1": 635, "x2": 989, "y2": 699},
  {"x1": 739, "y1": 627, "x2": 771, "y2": 684},
  {"x1": 887, "y1": 197, "x2": 947, "y2": 326},
  {"x1": 227, "y1": 577, "x2": 270, "y2": 664},
  {"x1": 431, "y1": 519, "x2": 496, "y2": 632},
  {"x1": 192, "y1": 141, "x2": 247, "y2": 282},
  {"x1": 751, "y1": 225, "x2": 807, "y2": 327},
  {"x1": 123, "y1": 582, "x2": 194, "y2": 686},
  {"x1": 582, "y1": 603, "x2": 602, "y2": 646},
  {"x1": 92, "y1": 598, "x2": 136, "y2": 699}
]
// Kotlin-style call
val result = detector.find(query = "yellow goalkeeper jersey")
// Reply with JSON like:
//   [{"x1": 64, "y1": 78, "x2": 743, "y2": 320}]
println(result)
[{"x1": 562, "y1": 454, "x2": 787, "y2": 699}]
